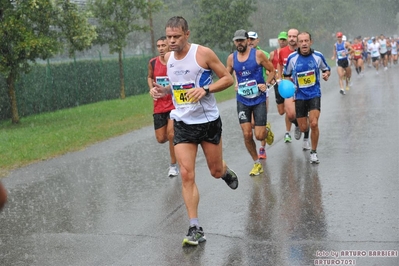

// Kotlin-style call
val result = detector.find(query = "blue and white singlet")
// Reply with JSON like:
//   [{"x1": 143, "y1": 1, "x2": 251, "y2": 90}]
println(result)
[{"x1": 284, "y1": 49, "x2": 331, "y2": 100}]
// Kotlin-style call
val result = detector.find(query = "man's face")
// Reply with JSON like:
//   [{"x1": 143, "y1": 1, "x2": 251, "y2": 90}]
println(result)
[
  {"x1": 298, "y1": 33, "x2": 312, "y2": 54},
  {"x1": 248, "y1": 37, "x2": 259, "y2": 48},
  {"x1": 278, "y1": 38, "x2": 288, "y2": 48},
  {"x1": 165, "y1": 26, "x2": 189, "y2": 52},
  {"x1": 234, "y1": 39, "x2": 248, "y2": 53},
  {"x1": 156, "y1": 40, "x2": 168, "y2": 56},
  {"x1": 287, "y1": 29, "x2": 298, "y2": 47}
]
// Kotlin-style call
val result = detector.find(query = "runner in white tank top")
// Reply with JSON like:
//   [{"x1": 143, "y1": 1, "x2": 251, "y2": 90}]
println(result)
[
  {"x1": 149, "y1": 16, "x2": 238, "y2": 247},
  {"x1": 167, "y1": 44, "x2": 218, "y2": 124}
]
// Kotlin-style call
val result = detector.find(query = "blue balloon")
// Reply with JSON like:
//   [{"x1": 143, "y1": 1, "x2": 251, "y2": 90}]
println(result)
[{"x1": 278, "y1": 79, "x2": 296, "y2": 99}]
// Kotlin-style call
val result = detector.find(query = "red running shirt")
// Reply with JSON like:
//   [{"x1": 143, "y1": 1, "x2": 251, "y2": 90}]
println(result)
[
  {"x1": 352, "y1": 43, "x2": 363, "y2": 59},
  {"x1": 278, "y1": 46, "x2": 296, "y2": 68},
  {"x1": 149, "y1": 56, "x2": 175, "y2": 114},
  {"x1": 272, "y1": 49, "x2": 279, "y2": 69}
]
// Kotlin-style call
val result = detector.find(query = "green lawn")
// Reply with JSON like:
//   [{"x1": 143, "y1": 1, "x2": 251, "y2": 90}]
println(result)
[{"x1": 0, "y1": 87, "x2": 236, "y2": 176}]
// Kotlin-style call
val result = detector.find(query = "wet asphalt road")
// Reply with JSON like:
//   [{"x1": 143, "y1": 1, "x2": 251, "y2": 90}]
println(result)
[{"x1": 0, "y1": 65, "x2": 398, "y2": 266}]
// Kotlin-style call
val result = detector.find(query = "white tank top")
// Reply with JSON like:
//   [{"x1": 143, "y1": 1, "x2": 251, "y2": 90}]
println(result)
[
  {"x1": 167, "y1": 44, "x2": 219, "y2": 124},
  {"x1": 379, "y1": 39, "x2": 387, "y2": 53},
  {"x1": 391, "y1": 41, "x2": 397, "y2": 54}
]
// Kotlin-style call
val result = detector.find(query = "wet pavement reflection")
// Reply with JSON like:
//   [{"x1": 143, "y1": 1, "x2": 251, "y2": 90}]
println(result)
[{"x1": 1, "y1": 66, "x2": 398, "y2": 266}]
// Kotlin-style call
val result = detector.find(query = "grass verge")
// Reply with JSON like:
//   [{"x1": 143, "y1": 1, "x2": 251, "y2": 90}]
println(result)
[{"x1": 0, "y1": 87, "x2": 236, "y2": 176}]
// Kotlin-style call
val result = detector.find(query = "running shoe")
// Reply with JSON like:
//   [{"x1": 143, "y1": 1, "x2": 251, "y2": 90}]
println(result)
[
  {"x1": 346, "y1": 85, "x2": 350, "y2": 91},
  {"x1": 284, "y1": 133, "x2": 292, "y2": 143},
  {"x1": 258, "y1": 147, "x2": 266, "y2": 159},
  {"x1": 294, "y1": 126, "x2": 302, "y2": 140},
  {"x1": 249, "y1": 162, "x2": 263, "y2": 176},
  {"x1": 168, "y1": 164, "x2": 179, "y2": 177},
  {"x1": 384, "y1": 67, "x2": 388, "y2": 71},
  {"x1": 182, "y1": 226, "x2": 206, "y2": 246},
  {"x1": 265, "y1": 122, "x2": 274, "y2": 145},
  {"x1": 222, "y1": 167, "x2": 238, "y2": 189},
  {"x1": 310, "y1": 151, "x2": 320, "y2": 164},
  {"x1": 302, "y1": 139, "x2": 310, "y2": 150},
  {"x1": 340, "y1": 89, "x2": 345, "y2": 95}
]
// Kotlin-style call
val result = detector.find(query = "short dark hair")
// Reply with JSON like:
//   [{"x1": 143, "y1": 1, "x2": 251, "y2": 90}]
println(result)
[
  {"x1": 298, "y1": 31, "x2": 312, "y2": 40},
  {"x1": 165, "y1": 16, "x2": 189, "y2": 32},
  {"x1": 157, "y1": 36, "x2": 166, "y2": 42}
]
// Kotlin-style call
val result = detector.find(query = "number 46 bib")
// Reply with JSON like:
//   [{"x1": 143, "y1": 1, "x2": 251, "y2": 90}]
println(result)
[{"x1": 171, "y1": 81, "x2": 198, "y2": 107}]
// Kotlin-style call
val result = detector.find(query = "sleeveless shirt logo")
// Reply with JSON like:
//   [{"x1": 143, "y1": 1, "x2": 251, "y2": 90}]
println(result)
[
  {"x1": 240, "y1": 70, "x2": 251, "y2": 77},
  {"x1": 173, "y1": 70, "x2": 191, "y2": 76}
]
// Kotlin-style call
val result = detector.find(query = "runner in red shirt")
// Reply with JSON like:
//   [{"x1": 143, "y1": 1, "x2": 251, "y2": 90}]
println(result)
[
  {"x1": 0, "y1": 182, "x2": 7, "y2": 211},
  {"x1": 352, "y1": 36, "x2": 365, "y2": 77},
  {"x1": 147, "y1": 36, "x2": 179, "y2": 177}
]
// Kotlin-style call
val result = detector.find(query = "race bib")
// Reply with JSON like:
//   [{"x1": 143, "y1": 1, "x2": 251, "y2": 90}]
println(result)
[
  {"x1": 337, "y1": 50, "x2": 346, "y2": 59},
  {"x1": 155, "y1": 76, "x2": 170, "y2": 87},
  {"x1": 372, "y1": 50, "x2": 379, "y2": 56},
  {"x1": 171, "y1": 82, "x2": 197, "y2": 107},
  {"x1": 237, "y1": 80, "x2": 260, "y2": 98},
  {"x1": 297, "y1": 70, "x2": 316, "y2": 88},
  {"x1": 354, "y1": 50, "x2": 362, "y2": 57}
]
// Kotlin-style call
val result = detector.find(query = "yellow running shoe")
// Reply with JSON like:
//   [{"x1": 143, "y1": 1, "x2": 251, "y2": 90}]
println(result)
[
  {"x1": 265, "y1": 122, "x2": 274, "y2": 146},
  {"x1": 249, "y1": 162, "x2": 264, "y2": 176}
]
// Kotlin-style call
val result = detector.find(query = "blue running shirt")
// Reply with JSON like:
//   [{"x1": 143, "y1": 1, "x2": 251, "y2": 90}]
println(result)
[
  {"x1": 284, "y1": 50, "x2": 330, "y2": 100},
  {"x1": 335, "y1": 42, "x2": 347, "y2": 60},
  {"x1": 233, "y1": 48, "x2": 266, "y2": 106}
]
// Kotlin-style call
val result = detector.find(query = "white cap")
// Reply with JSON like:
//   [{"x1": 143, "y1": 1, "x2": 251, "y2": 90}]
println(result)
[{"x1": 248, "y1": 31, "x2": 258, "y2": 39}]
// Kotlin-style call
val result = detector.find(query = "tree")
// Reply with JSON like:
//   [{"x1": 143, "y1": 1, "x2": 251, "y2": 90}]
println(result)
[
  {"x1": 0, "y1": 0, "x2": 96, "y2": 124},
  {"x1": 58, "y1": 1, "x2": 98, "y2": 57},
  {"x1": 190, "y1": 0, "x2": 256, "y2": 51},
  {"x1": 88, "y1": 0, "x2": 163, "y2": 99}
]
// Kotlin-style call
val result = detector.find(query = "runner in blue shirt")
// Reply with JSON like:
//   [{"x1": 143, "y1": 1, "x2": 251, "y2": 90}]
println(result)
[{"x1": 283, "y1": 32, "x2": 331, "y2": 164}]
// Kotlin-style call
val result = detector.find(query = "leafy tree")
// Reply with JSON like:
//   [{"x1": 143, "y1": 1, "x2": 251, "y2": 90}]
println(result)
[
  {"x1": 88, "y1": 0, "x2": 163, "y2": 99},
  {"x1": 0, "y1": 0, "x2": 96, "y2": 124},
  {"x1": 58, "y1": 1, "x2": 98, "y2": 57},
  {"x1": 190, "y1": 0, "x2": 256, "y2": 51}
]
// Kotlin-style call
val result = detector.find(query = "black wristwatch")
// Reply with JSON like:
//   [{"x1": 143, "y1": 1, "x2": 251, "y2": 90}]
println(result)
[{"x1": 202, "y1": 85, "x2": 210, "y2": 96}]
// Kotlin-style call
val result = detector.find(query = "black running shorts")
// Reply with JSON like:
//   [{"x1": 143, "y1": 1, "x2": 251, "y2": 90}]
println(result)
[
  {"x1": 337, "y1": 58, "x2": 349, "y2": 68},
  {"x1": 173, "y1": 116, "x2": 222, "y2": 145},
  {"x1": 295, "y1": 97, "x2": 321, "y2": 118},
  {"x1": 273, "y1": 83, "x2": 285, "y2": 105},
  {"x1": 153, "y1": 112, "x2": 171, "y2": 130},
  {"x1": 236, "y1": 100, "x2": 267, "y2": 126}
]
